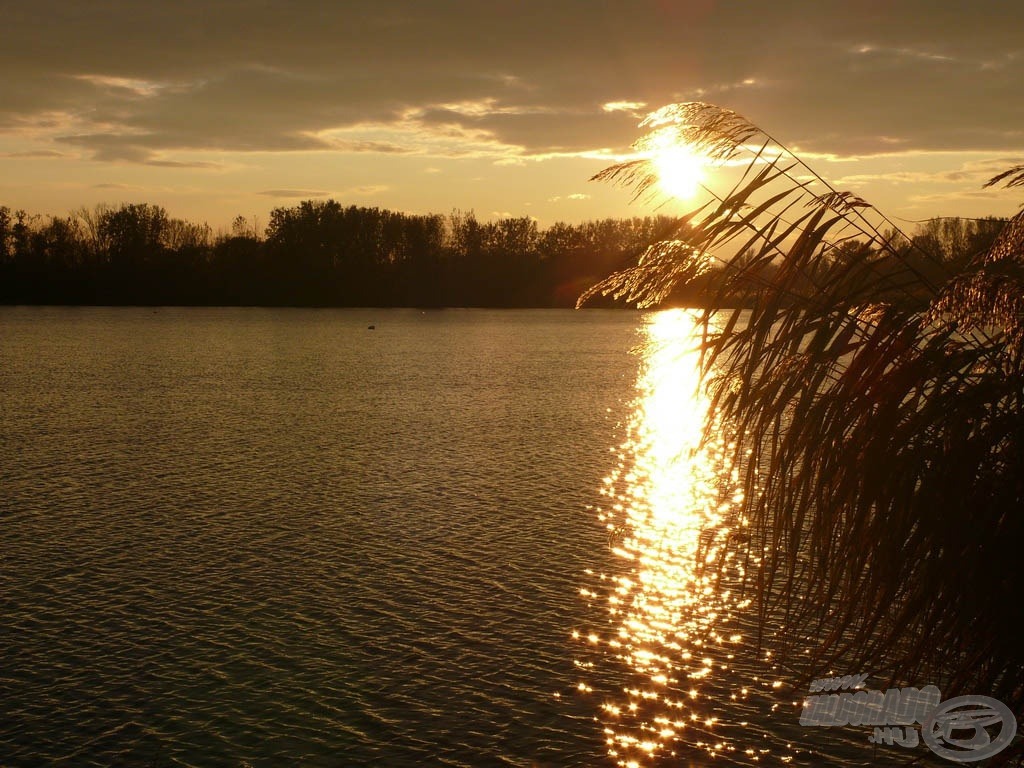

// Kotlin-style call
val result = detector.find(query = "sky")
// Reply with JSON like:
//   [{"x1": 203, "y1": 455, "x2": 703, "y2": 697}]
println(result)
[{"x1": 2, "y1": 0, "x2": 1024, "y2": 233}]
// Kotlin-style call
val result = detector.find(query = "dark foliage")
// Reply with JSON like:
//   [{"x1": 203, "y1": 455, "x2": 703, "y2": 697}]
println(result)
[{"x1": 0, "y1": 201, "x2": 681, "y2": 308}]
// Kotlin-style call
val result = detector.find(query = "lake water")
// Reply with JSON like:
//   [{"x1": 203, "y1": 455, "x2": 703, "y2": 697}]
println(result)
[{"x1": 1, "y1": 307, "x2": 935, "y2": 767}]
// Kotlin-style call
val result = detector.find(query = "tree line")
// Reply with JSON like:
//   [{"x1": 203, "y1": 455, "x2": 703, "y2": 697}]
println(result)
[
  {"x1": 0, "y1": 201, "x2": 685, "y2": 307},
  {"x1": 0, "y1": 200, "x2": 1006, "y2": 307}
]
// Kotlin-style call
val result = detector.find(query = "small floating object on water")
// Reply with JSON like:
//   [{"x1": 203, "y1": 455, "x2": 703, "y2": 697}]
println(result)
[{"x1": 367, "y1": 324, "x2": 376, "y2": 330}]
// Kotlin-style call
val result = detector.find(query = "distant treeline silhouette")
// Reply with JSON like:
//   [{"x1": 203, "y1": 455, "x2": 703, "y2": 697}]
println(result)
[
  {"x1": 0, "y1": 201, "x2": 690, "y2": 307},
  {"x1": 0, "y1": 200, "x2": 1004, "y2": 307}
]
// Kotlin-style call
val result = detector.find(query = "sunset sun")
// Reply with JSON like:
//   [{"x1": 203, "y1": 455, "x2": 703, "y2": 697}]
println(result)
[{"x1": 652, "y1": 143, "x2": 706, "y2": 200}]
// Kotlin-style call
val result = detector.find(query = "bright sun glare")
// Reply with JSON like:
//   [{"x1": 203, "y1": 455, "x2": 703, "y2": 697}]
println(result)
[{"x1": 652, "y1": 144, "x2": 705, "y2": 201}]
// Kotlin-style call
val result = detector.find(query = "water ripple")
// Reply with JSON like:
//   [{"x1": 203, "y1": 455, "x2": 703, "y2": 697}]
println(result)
[{"x1": 2, "y1": 307, "x2": 638, "y2": 767}]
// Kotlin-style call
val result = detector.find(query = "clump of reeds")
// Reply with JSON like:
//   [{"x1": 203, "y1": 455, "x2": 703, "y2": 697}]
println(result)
[{"x1": 582, "y1": 102, "x2": 1024, "y2": 720}]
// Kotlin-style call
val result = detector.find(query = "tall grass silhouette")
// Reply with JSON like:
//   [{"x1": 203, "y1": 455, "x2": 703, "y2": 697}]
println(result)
[{"x1": 582, "y1": 102, "x2": 1024, "y2": 722}]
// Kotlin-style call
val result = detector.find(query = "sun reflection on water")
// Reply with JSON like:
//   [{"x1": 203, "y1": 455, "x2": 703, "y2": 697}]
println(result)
[{"x1": 581, "y1": 308, "x2": 757, "y2": 766}]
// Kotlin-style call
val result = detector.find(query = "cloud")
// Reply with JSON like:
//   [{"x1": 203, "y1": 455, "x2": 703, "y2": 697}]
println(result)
[
  {"x1": 834, "y1": 156, "x2": 1024, "y2": 188},
  {"x1": 71, "y1": 74, "x2": 167, "y2": 97},
  {"x1": 57, "y1": 135, "x2": 155, "y2": 163},
  {"x1": 325, "y1": 139, "x2": 415, "y2": 154},
  {"x1": 146, "y1": 159, "x2": 225, "y2": 169},
  {"x1": 850, "y1": 44, "x2": 956, "y2": 64},
  {"x1": 258, "y1": 189, "x2": 332, "y2": 198},
  {"x1": 907, "y1": 188, "x2": 1014, "y2": 206},
  {"x1": 93, "y1": 182, "x2": 143, "y2": 190},
  {"x1": 318, "y1": 118, "x2": 525, "y2": 162},
  {"x1": 0, "y1": 1, "x2": 1023, "y2": 165},
  {"x1": 603, "y1": 101, "x2": 647, "y2": 114},
  {"x1": 1, "y1": 149, "x2": 67, "y2": 158},
  {"x1": 256, "y1": 186, "x2": 387, "y2": 199},
  {"x1": 55, "y1": 133, "x2": 232, "y2": 167},
  {"x1": 345, "y1": 185, "x2": 389, "y2": 196}
]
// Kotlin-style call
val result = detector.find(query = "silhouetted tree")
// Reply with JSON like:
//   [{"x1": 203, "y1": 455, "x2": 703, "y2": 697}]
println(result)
[{"x1": 98, "y1": 203, "x2": 168, "y2": 270}]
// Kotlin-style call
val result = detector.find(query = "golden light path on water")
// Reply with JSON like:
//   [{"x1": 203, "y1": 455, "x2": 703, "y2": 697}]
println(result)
[{"x1": 576, "y1": 308, "x2": 789, "y2": 767}]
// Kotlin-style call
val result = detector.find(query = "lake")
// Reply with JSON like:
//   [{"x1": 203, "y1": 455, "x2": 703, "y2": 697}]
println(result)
[{"x1": 1, "y1": 307, "x2": 929, "y2": 767}]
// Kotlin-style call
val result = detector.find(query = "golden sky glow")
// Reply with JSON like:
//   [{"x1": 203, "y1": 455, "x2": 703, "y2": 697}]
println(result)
[{"x1": 2, "y1": 2, "x2": 1024, "y2": 230}]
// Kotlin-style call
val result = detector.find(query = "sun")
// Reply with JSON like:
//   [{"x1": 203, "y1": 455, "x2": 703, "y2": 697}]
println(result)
[{"x1": 652, "y1": 144, "x2": 705, "y2": 201}]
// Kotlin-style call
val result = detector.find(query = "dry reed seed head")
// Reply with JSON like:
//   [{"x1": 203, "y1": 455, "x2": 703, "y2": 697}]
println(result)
[
  {"x1": 984, "y1": 163, "x2": 1024, "y2": 189},
  {"x1": 633, "y1": 125, "x2": 683, "y2": 153},
  {"x1": 982, "y1": 209, "x2": 1024, "y2": 266},
  {"x1": 814, "y1": 191, "x2": 871, "y2": 215},
  {"x1": 637, "y1": 101, "x2": 761, "y2": 162},
  {"x1": 636, "y1": 239, "x2": 710, "y2": 272}
]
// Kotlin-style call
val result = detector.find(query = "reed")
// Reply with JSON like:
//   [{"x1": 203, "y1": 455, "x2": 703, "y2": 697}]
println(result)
[{"x1": 583, "y1": 102, "x2": 1024, "y2": 719}]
